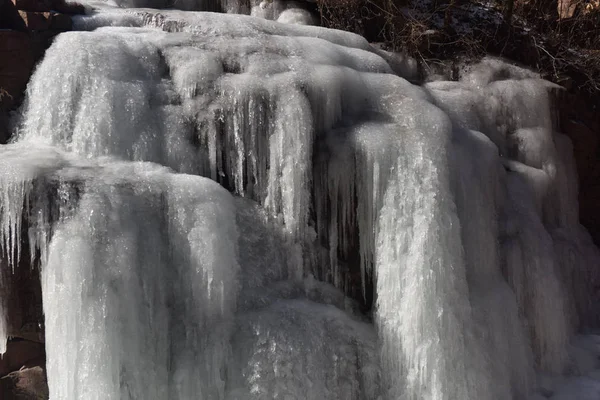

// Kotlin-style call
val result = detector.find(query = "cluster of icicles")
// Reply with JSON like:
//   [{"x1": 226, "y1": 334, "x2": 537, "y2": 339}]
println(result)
[{"x1": 0, "y1": 4, "x2": 599, "y2": 400}]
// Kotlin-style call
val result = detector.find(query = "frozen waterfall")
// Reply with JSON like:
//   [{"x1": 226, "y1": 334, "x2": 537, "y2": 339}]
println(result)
[{"x1": 1, "y1": 4, "x2": 600, "y2": 400}]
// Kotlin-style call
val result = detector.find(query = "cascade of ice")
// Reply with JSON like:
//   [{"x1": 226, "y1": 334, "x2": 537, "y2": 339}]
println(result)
[
  {"x1": 1, "y1": 5, "x2": 599, "y2": 400},
  {"x1": 313, "y1": 79, "x2": 534, "y2": 399},
  {"x1": 426, "y1": 63, "x2": 600, "y2": 375},
  {"x1": 449, "y1": 126, "x2": 535, "y2": 397}
]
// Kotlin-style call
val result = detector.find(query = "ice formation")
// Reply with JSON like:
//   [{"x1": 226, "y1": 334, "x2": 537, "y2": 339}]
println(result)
[{"x1": 1, "y1": 4, "x2": 599, "y2": 400}]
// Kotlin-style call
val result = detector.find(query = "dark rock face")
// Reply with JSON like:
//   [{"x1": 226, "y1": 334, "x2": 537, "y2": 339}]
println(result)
[
  {"x1": 0, "y1": 340, "x2": 45, "y2": 377},
  {"x1": 0, "y1": 366, "x2": 49, "y2": 400},
  {"x1": 0, "y1": 0, "x2": 28, "y2": 32},
  {"x1": 0, "y1": 29, "x2": 34, "y2": 146},
  {"x1": 0, "y1": 31, "x2": 35, "y2": 113},
  {"x1": 558, "y1": 91, "x2": 600, "y2": 245},
  {"x1": 11, "y1": 0, "x2": 85, "y2": 14},
  {"x1": 0, "y1": 248, "x2": 46, "y2": 398},
  {"x1": 2, "y1": 260, "x2": 45, "y2": 343},
  {"x1": 18, "y1": 11, "x2": 74, "y2": 31},
  {"x1": 0, "y1": 0, "x2": 32, "y2": 144},
  {"x1": 0, "y1": 255, "x2": 46, "y2": 398},
  {"x1": 10, "y1": 0, "x2": 53, "y2": 12},
  {"x1": 0, "y1": 112, "x2": 10, "y2": 144}
]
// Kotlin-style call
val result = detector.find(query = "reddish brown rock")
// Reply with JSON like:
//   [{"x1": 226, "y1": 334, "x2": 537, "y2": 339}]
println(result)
[
  {"x1": 0, "y1": 366, "x2": 48, "y2": 400},
  {"x1": 558, "y1": 0, "x2": 578, "y2": 19}
]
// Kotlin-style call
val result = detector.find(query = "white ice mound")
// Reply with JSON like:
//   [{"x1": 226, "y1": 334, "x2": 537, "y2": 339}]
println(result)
[
  {"x1": 0, "y1": 142, "x2": 380, "y2": 400},
  {"x1": 228, "y1": 299, "x2": 380, "y2": 399}
]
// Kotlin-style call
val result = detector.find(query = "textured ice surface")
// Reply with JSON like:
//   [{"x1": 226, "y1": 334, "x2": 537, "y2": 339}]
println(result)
[
  {"x1": 0, "y1": 146, "x2": 241, "y2": 399},
  {"x1": 428, "y1": 61, "x2": 600, "y2": 375},
  {"x1": 1, "y1": 5, "x2": 600, "y2": 400},
  {"x1": 228, "y1": 300, "x2": 380, "y2": 399},
  {"x1": 0, "y1": 144, "x2": 378, "y2": 399}
]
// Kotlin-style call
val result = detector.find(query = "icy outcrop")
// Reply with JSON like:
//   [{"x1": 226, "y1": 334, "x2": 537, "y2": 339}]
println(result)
[
  {"x1": 427, "y1": 60, "x2": 600, "y2": 373},
  {"x1": 229, "y1": 300, "x2": 380, "y2": 399},
  {"x1": 0, "y1": 144, "x2": 379, "y2": 399},
  {"x1": 1, "y1": 6, "x2": 599, "y2": 400}
]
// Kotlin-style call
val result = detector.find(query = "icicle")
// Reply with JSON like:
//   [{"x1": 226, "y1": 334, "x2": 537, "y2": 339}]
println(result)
[{"x1": 265, "y1": 84, "x2": 313, "y2": 280}]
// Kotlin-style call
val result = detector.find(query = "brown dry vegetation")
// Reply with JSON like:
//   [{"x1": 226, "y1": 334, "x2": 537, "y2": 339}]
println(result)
[{"x1": 315, "y1": 0, "x2": 600, "y2": 92}]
